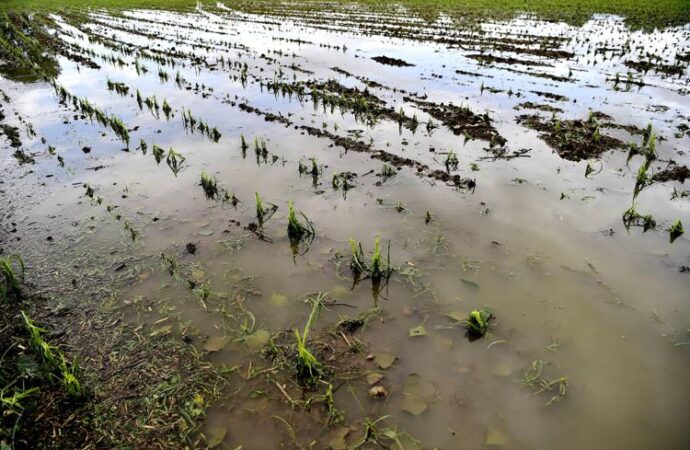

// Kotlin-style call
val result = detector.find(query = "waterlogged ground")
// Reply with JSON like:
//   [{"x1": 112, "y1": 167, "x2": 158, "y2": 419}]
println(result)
[{"x1": 1, "y1": 2, "x2": 689, "y2": 449}]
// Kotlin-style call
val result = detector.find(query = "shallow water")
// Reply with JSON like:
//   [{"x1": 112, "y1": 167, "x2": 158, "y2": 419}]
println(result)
[{"x1": 1, "y1": 3, "x2": 689, "y2": 449}]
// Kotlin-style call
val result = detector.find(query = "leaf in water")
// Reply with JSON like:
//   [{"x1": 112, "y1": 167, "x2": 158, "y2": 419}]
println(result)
[
  {"x1": 331, "y1": 285, "x2": 349, "y2": 300},
  {"x1": 203, "y1": 335, "x2": 228, "y2": 352},
  {"x1": 366, "y1": 371, "x2": 384, "y2": 385},
  {"x1": 150, "y1": 324, "x2": 172, "y2": 337},
  {"x1": 328, "y1": 427, "x2": 350, "y2": 450},
  {"x1": 461, "y1": 278, "x2": 480, "y2": 289},
  {"x1": 408, "y1": 323, "x2": 427, "y2": 337},
  {"x1": 404, "y1": 373, "x2": 435, "y2": 398},
  {"x1": 486, "y1": 426, "x2": 508, "y2": 446},
  {"x1": 270, "y1": 292, "x2": 288, "y2": 307},
  {"x1": 206, "y1": 426, "x2": 227, "y2": 448},
  {"x1": 402, "y1": 396, "x2": 427, "y2": 416},
  {"x1": 402, "y1": 373, "x2": 436, "y2": 416},
  {"x1": 374, "y1": 353, "x2": 396, "y2": 369},
  {"x1": 244, "y1": 329, "x2": 270, "y2": 350},
  {"x1": 198, "y1": 229, "x2": 214, "y2": 236}
]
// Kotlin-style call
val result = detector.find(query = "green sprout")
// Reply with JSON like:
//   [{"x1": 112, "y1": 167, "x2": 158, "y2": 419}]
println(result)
[
  {"x1": 0, "y1": 254, "x2": 24, "y2": 302},
  {"x1": 669, "y1": 220, "x2": 684, "y2": 243},
  {"x1": 200, "y1": 171, "x2": 219, "y2": 199}
]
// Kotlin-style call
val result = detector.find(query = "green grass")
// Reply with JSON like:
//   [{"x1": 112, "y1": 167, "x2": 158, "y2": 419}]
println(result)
[
  {"x1": 0, "y1": 255, "x2": 24, "y2": 302},
  {"x1": 0, "y1": 0, "x2": 687, "y2": 29}
]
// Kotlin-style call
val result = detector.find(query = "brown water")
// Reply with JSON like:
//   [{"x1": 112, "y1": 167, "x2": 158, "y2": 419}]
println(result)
[{"x1": 1, "y1": 3, "x2": 689, "y2": 449}]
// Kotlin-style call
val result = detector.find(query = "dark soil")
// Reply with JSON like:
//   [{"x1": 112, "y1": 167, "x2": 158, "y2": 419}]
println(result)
[
  {"x1": 652, "y1": 165, "x2": 690, "y2": 183},
  {"x1": 517, "y1": 114, "x2": 626, "y2": 161},
  {"x1": 530, "y1": 90, "x2": 569, "y2": 102},
  {"x1": 515, "y1": 102, "x2": 563, "y2": 113},
  {"x1": 371, "y1": 55, "x2": 414, "y2": 67},
  {"x1": 468, "y1": 53, "x2": 553, "y2": 67},
  {"x1": 406, "y1": 97, "x2": 506, "y2": 145}
]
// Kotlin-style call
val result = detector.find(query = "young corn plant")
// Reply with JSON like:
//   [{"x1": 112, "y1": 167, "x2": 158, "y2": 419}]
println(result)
[
  {"x1": 460, "y1": 308, "x2": 493, "y2": 338},
  {"x1": 108, "y1": 114, "x2": 130, "y2": 147},
  {"x1": 166, "y1": 147, "x2": 186, "y2": 176},
  {"x1": 348, "y1": 237, "x2": 392, "y2": 282},
  {"x1": 22, "y1": 312, "x2": 85, "y2": 398},
  {"x1": 287, "y1": 201, "x2": 315, "y2": 244},
  {"x1": 0, "y1": 254, "x2": 24, "y2": 302},
  {"x1": 255, "y1": 192, "x2": 277, "y2": 227},
  {"x1": 200, "y1": 171, "x2": 219, "y2": 199},
  {"x1": 634, "y1": 163, "x2": 649, "y2": 197},
  {"x1": 294, "y1": 293, "x2": 326, "y2": 385},
  {"x1": 152, "y1": 144, "x2": 165, "y2": 164},
  {"x1": 379, "y1": 163, "x2": 396, "y2": 182},
  {"x1": 669, "y1": 220, "x2": 684, "y2": 243}
]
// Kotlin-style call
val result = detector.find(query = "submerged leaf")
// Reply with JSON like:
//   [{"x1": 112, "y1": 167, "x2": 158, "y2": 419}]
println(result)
[
  {"x1": 366, "y1": 371, "x2": 384, "y2": 385},
  {"x1": 486, "y1": 426, "x2": 508, "y2": 446},
  {"x1": 206, "y1": 426, "x2": 227, "y2": 447},
  {"x1": 204, "y1": 335, "x2": 228, "y2": 352},
  {"x1": 244, "y1": 329, "x2": 270, "y2": 350},
  {"x1": 402, "y1": 396, "x2": 427, "y2": 416},
  {"x1": 270, "y1": 293, "x2": 288, "y2": 307},
  {"x1": 374, "y1": 353, "x2": 396, "y2": 369},
  {"x1": 408, "y1": 323, "x2": 427, "y2": 337},
  {"x1": 402, "y1": 373, "x2": 436, "y2": 416},
  {"x1": 328, "y1": 427, "x2": 350, "y2": 450}
]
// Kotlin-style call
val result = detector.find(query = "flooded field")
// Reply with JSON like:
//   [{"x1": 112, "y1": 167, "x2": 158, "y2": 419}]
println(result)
[{"x1": 1, "y1": 1, "x2": 689, "y2": 449}]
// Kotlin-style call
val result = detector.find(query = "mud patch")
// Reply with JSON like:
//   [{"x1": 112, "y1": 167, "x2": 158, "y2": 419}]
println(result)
[
  {"x1": 652, "y1": 165, "x2": 690, "y2": 183},
  {"x1": 517, "y1": 114, "x2": 625, "y2": 161},
  {"x1": 371, "y1": 55, "x2": 414, "y2": 67},
  {"x1": 406, "y1": 97, "x2": 506, "y2": 145}
]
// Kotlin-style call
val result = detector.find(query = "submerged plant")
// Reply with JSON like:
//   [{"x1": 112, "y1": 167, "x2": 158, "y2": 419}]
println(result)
[
  {"x1": 240, "y1": 134, "x2": 248, "y2": 156},
  {"x1": 200, "y1": 171, "x2": 219, "y2": 199},
  {"x1": 634, "y1": 163, "x2": 649, "y2": 197},
  {"x1": 166, "y1": 147, "x2": 186, "y2": 176},
  {"x1": 152, "y1": 144, "x2": 165, "y2": 163},
  {"x1": 287, "y1": 201, "x2": 315, "y2": 244},
  {"x1": 255, "y1": 192, "x2": 277, "y2": 227},
  {"x1": 347, "y1": 237, "x2": 392, "y2": 282},
  {"x1": 457, "y1": 309, "x2": 493, "y2": 338},
  {"x1": 669, "y1": 220, "x2": 684, "y2": 243},
  {"x1": 379, "y1": 163, "x2": 396, "y2": 181},
  {"x1": 108, "y1": 114, "x2": 130, "y2": 146}
]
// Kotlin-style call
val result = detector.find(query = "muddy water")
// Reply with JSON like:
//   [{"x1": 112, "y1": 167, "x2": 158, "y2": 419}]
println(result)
[{"x1": 1, "y1": 3, "x2": 689, "y2": 449}]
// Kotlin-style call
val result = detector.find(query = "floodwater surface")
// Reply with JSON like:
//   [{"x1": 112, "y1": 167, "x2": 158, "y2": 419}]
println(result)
[{"x1": 1, "y1": 2, "x2": 689, "y2": 449}]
